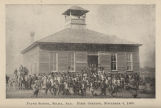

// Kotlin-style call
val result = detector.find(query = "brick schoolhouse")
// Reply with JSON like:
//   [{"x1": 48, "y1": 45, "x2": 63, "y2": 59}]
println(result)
[{"x1": 21, "y1": 6, "x2": 142, "y2": 75}]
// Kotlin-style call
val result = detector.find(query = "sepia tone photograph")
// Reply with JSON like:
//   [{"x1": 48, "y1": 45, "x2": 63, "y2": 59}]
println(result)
[{"x1": 6, "y1": 4, "x2": 155, "y2": 99}]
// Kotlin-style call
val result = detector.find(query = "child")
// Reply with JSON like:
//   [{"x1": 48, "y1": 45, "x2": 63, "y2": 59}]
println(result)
[
  {"x1": 32, "y1": 80, "x2": 40, "y2": 97},
  {"x1": 90, "y1": 82, "x2": 94, "y2": 96}
]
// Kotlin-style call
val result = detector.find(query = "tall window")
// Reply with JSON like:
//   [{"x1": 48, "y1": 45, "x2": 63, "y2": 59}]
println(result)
[
  {"x1": 111, "y1": 53, "x2": 117, "y2": 71},
  {"x1": 67, "y1": 52, "x2": 75, "y2": 72},
  {"x1": 50, "y1": 52, "x2": 58, "y2": 72},
  {"x1": 127, "y1": 53, "x2": 133, "y2": 71},
  {"x1": 39, "y1": 52, "x2": 50, "y2": 73}
]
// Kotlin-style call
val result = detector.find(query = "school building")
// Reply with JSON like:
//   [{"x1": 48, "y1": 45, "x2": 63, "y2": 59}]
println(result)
[{"x1": 21, "y1": 6, "x2": 142, "y2": 74}]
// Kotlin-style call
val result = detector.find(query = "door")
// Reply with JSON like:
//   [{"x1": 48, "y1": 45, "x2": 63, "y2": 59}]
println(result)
[{"x1": 88, "y1": 55, "x2": 98, "y2": 67}]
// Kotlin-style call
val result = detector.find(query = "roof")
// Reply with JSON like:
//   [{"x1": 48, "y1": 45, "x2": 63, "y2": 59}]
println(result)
[
  {"x1": 38, "y1": 28, "x2": 139, "y2": 44},
  {"x1": 62, "y1": 6, "x2": 89, "y2": 16},
  {"x1": 69, "y1": 6, "x2": 87, "y2": 11},
  {"x1": 22, "y1": 28, "x2": 141, "y2": 54}
]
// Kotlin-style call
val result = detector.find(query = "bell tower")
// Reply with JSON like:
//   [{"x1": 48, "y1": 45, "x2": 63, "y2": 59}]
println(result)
[{"x1": 62, "y1": 6, "x2": 89, "y2": 29}]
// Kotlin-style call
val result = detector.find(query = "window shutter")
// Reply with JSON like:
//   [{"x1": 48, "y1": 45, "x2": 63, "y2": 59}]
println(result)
[
  {"x1": 98, "y1": 53, "x2": 111, "y2": 72},
  {"x1": 75, "y1": 52, "x2": 87, "y2": 72}
]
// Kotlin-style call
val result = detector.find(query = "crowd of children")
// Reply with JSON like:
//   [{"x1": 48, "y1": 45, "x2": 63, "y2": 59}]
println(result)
[{"x1": 8, "y1": 66, "x2": 140, "y2": 98}]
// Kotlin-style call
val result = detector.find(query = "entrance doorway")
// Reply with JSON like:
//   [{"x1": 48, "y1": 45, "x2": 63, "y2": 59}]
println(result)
[{"x1": 88, "y1": 55, "x2": 98, "y2": 67}]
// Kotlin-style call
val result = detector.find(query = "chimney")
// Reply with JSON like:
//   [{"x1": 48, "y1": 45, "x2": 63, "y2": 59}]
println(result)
[{"x1": 30, "y1": 32, "x2": 35, "y2": 43}]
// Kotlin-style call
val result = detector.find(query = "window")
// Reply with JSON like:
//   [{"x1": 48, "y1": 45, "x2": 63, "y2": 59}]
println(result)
[
  {"x1": 67, "y1": 52, "x2": 75, "y2": 72},
  {"x1": 50, "y1": 52, "x2": 58, "y2": 72},
  {"x1": 127, "y1": 53, "x2": 133, "y2": 71},
  {"x1": 58, "y1": 52, "x2": 75, "y2": 72},
  {"x1": 75, "y1": 52, "x2": 87, "y2": 63},
  {"x1": 111, "y1": 53, "x2": 117, "y2": 71},
  {"x1": 39, "y1": 52, "x2": 50, "y2": 73},
  {"x1": 40, "y1": 63, "x2": 49, "y2": 73}
]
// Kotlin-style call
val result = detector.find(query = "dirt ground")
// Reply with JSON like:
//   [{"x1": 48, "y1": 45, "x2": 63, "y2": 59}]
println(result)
[{"x1": 6, "y1": 86, "x2": 155, "y2": 98}]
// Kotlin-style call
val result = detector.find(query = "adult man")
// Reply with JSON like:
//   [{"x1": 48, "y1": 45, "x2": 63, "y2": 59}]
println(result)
[{"x1": 27, "y1": 75, "x2": 32, "y2": 89}]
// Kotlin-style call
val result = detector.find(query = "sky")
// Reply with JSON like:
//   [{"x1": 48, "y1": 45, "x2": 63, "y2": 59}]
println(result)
[{"x1": 6, "y1": 4, "x2": 155, "y2": 74}]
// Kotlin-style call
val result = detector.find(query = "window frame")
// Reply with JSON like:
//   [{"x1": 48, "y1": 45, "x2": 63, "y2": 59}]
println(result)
[
  {"x1": 68, "y1": 52, "x2": 75, "y2": 72},
  {"x1": 49, "y1": 52, "x2": 58, "y2": 72},
  {"x1": 126, "y1": 53, "x2": 133, "y2": 71},
  {"x1": 57, "y1": 51, "x2": 76, "y2": 72},
  {"x1": 111, "y1": 53, "x2": 118, "y2": 71}
]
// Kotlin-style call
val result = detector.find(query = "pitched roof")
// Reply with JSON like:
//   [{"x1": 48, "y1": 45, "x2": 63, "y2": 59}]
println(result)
[
  {"x1": 62, "y1": 6, "x2": 89, "y2": 16},
  {"x1": 22, "y1": 28, "x2": 141, "y2": 54},
  {"x1": 37, "y1": 28, "x2": 138, "y2": 44},
  {"x1": 68, "y1": 6, "x2": 87, "y2": 11}
]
